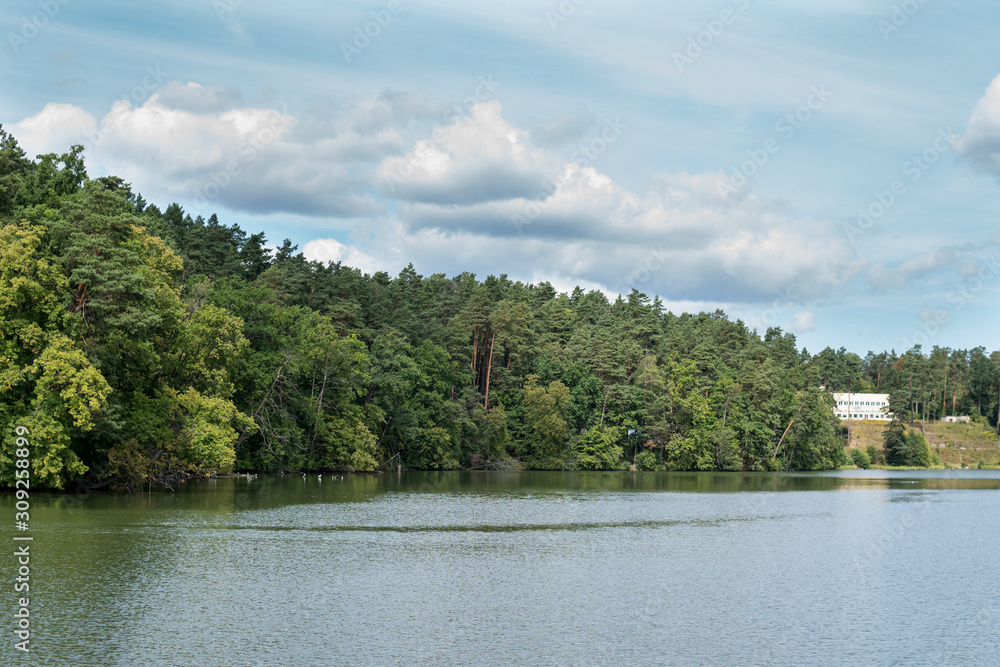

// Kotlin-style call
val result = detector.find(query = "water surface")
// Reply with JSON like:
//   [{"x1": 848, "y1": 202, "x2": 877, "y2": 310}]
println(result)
[{"x1": 4, "y1": 470, "x2": 1000, "y2": 666}]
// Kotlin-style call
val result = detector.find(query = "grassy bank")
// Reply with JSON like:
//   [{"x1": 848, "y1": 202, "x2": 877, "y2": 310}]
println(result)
[{"x1": 844, "y1": 419, "x2": 1000, "y2": 468}]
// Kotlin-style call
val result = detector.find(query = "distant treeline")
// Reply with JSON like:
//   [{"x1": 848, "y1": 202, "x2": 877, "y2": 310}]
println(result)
[{"x1": 1, "y1": 133, "x2": 998, "y2": 489}]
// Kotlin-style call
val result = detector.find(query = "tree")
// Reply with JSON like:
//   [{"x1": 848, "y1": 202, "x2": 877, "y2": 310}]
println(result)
[
  {"x1": 521, "y1": 375, "x2": 571, "y2": 468},
  {"x1": 0, "y1": 221, "x2": 112, "y2": 488},
  {"x1": 852, "y1": 448, "x2": 871, "y2": 469},
  {"x1": 575, "y1": 424, "x2": 624, "y2": 470},
  {"x1": 883, "y1": 391, "x2": 912, "y2": 466}
]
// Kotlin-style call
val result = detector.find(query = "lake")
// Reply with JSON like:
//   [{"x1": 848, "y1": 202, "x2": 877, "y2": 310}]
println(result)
[{"x1": 4, "y1": 470, "x2": 1000, "y2": 666}]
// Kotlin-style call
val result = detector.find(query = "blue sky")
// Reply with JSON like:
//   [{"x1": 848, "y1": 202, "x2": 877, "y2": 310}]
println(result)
[{"x1": 3, "y1": 0, "x2": 999, "y2": 356}]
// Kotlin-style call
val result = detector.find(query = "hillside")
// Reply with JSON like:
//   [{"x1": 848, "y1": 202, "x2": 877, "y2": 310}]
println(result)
[{"x1": 846, "y1": 420, "x2": 1000, "y2": 467}]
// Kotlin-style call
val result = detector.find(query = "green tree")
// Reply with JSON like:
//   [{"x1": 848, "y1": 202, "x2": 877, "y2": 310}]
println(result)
[
  {"x1": 575, "y1": 424, "x2": 624, "y2": 470},
  {"x1": 851, "y1": 448, "x2": 871, "y2": 469},
  {"x1": 521, "y1": 375, "x2": 571, "y2": 468}
]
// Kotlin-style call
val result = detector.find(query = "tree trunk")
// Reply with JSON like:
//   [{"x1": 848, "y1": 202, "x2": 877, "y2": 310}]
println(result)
[
  {"x1": 773, "y1": 404, "x2": 804, "y2": 459},
  {"x1": 909, "y1": 377, "x2": 914, "y2": 426},
  {"x1": 483, "y1": 332, "x2": 497, "y2": 411},
  {"x1": 471, "y1": 327, "x2": 478, "y2": 375},
  {"x1": 376, "y1": 416, "x2": 392, "y2": 450},
  {"x1": 942, "y1": 366, "x2": 947, "y2": 417},
  {"x1": 237, "y1": 356, "x2": 290, "y2": 450},
  {"x1": 931, "y1": 378, "x2": 937, "y2": 423},
  {"x1": 921, "y1": 396, "x2": 926, "y2": 434}
]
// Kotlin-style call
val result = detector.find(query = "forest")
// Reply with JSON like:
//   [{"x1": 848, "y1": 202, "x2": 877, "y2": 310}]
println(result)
[{"x1": 2, "y1": 131, "x2": 999, "y2": 489}]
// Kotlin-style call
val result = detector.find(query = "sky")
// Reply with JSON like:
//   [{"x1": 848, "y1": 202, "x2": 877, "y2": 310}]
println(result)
[{"x1": 2, "y1": 0, "x2": 999, "y2": 356}]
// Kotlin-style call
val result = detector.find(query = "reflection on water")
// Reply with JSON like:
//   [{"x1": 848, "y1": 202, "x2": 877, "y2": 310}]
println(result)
[{"x1": 3, "y1": 470, "x2": 1000, "y2": 666}]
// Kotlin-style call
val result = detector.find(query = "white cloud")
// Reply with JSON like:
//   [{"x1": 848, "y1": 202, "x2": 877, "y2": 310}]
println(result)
[
  {"x1": 12, "y1": 93, "x2": 867, "y2": 307},
  {"x1": 786, "y1": 311, "x2": 817, "y2": 333},
  {"x1": 12, "y1": 103, "x2": 96, "y2": 158},
  {"x1": 9, "y1": 89, "x2": 399, "y2": 218},
  {"x1": 955, "y1": 73, "x2": 1000, "y2": 176},
  {"x1": 302, "y1": 238, "x2": 380, "y2": 274},
  {"x1": 375, "y1": 104, "x2": 865, "y2": 303},
  {"x1": 376, "y1": 101, "x2": 556, "y2": 205}
]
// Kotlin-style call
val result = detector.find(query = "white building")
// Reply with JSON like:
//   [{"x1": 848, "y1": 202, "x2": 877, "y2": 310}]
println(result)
[
  {"x1": 942, "y1": 415, "x2": 970, "y2": 423},
  {"x1": 832, "y1": 393, "x2": 891, "y2": 421}
]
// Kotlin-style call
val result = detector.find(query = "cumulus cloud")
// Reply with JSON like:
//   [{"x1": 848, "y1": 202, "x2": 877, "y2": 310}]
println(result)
[
  {"x1": 9, "y1": 87, "x2": 402, "y2": 218},
  {"x1": 376, "y1": 101, "x2": 557, "y2": 205},
  {"x1": 12, "y1": 103, "x2": 96, "y2": 158},
  {"x1": 302, "y1": 238, "x2": 380, "y2": 274},
  {"x1": 377, "y1": 105, "x2": 865, "y2": 303},
  {"x1": 866, "y1": 250, "x2": 954, "y2": 292},
  {"x1": 11, "y1": 92, "x2": 868, "y2": 307},
  {"x1": 955, "y1": 73, "x2": 1000, "y2": 176}
]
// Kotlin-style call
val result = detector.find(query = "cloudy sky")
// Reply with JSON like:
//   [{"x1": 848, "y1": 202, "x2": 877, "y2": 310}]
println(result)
[{"x1": 3, "y1": 0, "x2": 999, "y2": 355}]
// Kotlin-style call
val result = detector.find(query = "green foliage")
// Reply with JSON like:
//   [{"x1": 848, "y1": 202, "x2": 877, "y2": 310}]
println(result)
[
  {"x1": 780, "y1": 388, "x2": 845, "y2": 471},
  {"x1": 576, "y1": 424, "x2": 624, "y2": 470},
  {"x1": 851, "y1": 448, "x2": 871, "y2": 469},
  {"x1": 866, "y1": 444, "x2": 884, "y2": 466},
  {"x1": 884, "y1": 423, "x2": 932, "y2": 467},
  {"x1": 521, "y1": 375, "x2": 571, "y2": 468},
  {"x1": 883, "y1": 420, "x2": 909, "y2": 466},
  {"x1": 0, "y1": 221, "x2": 113, "y2": 488},
  {"x1": 904, "y1": 430, "x2": 931, "y2": 468},
  {"x1": 408, "y1": 426, "x2": 459, "y2": 470},
  {"x1": 634, "y1": 449, "x2": 660, "y2": 471}
]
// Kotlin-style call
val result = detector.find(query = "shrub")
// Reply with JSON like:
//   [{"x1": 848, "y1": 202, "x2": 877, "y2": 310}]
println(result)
[
  {"x1": 851, "y1": 448, "x2": 871, "y2": 469},
  {"x1": 866, "y1": 444, "x2": 884, "y2": 465},
  {"x1": 634, "y1": 450, "x2": 659, "y2": 471}
]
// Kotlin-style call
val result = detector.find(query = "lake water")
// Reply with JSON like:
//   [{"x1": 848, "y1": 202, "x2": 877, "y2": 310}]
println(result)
[{"x1": 5, "y1": 470, "x2": 1000, "y2": 666}]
